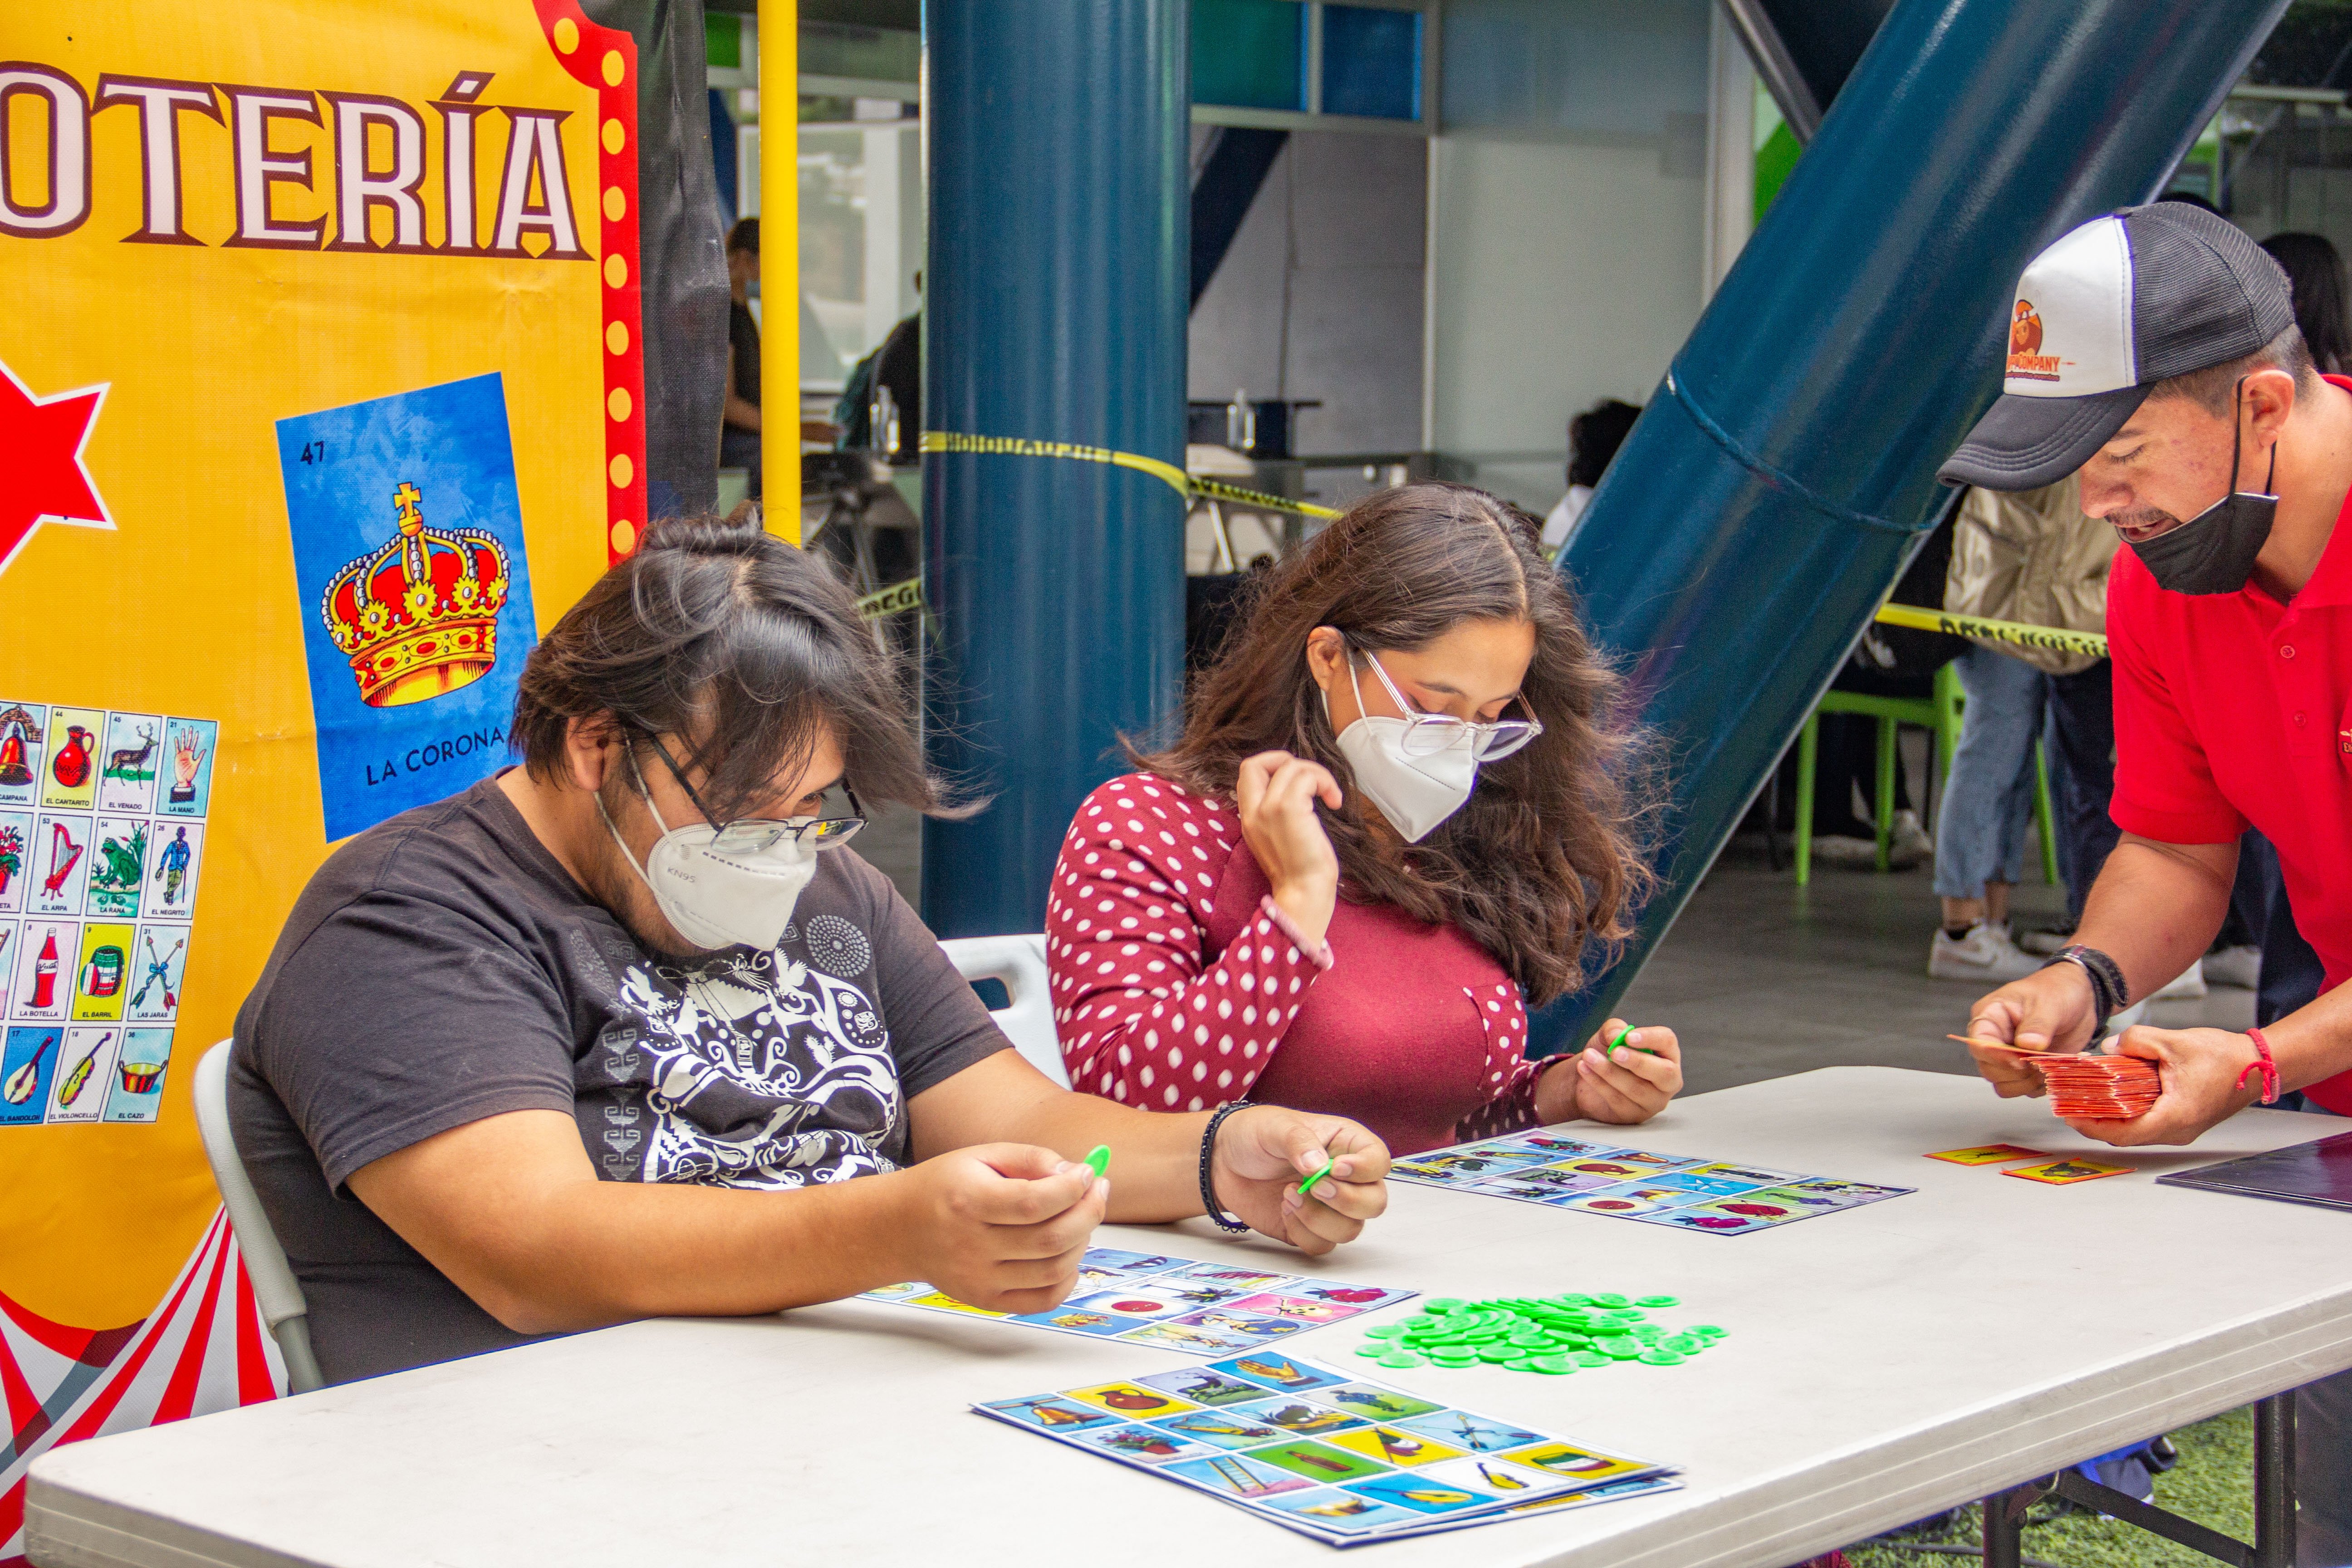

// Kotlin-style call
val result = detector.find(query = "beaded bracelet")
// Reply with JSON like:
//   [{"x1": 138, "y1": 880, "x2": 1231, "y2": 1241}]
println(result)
[
  {"x1": 2043, "y1": 944, "x2": 2128, "y2": 1037},
  {"x1": 1199, "y1": 1102, "x2": 1253, "y2": 1233}
]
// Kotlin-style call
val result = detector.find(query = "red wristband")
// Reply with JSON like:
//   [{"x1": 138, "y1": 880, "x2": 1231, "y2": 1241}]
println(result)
[{"x1": 2239, "y1": 1026, "x2": 2282, "y2": 1105}]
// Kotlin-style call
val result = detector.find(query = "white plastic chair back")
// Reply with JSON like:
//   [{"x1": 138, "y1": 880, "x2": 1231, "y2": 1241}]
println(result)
[
  {"x1": 192, "y1": 1041, "x2": 325, "y2": 1393},
  {"x1": 941, "y1": 933, "x2": 1068, "y2": 1087}
]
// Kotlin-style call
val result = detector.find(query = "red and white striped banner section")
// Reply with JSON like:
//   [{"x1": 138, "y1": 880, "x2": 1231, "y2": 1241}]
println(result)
[{"x1": 0, "y1": 1212, "x2": 282, "y2": 1566}]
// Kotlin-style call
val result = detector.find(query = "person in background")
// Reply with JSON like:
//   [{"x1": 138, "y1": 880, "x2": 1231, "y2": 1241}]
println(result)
[
  {"x1": 2025, "y1": 510, "x2": 2127, "y2": 965},
  {"x1": 835, "y1": 274, "x2": 921, "y2": 464},
  {"x1": 721, "y1": 218, "x2": 763, "y2": 489},
  {"x1": 1045, "y1": 482, "x2": 1685, "y2": 1158},
  {"x1": 2264, "y1": 231, "x2": 2348, "y2": 374},
  {"x1": 1541, "y1": 398, "x2": 1641, "y2": 551},
  {"x1": 1784, "y1": 510, "x2": 1955, "y2": 871},
  {"x1": 1930, "y1": 479, "x2": 2122, "y2": 983}
]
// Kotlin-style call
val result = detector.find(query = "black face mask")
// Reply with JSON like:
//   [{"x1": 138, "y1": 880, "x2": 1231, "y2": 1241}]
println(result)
[{"x1": 2126, "y1": 378, "x2": 2278, "y2": 596}]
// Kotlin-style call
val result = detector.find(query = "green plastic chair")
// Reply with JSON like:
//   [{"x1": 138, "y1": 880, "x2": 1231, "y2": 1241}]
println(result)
[{"x1": 1792, "y1": 661, "x2": 2059, "y2": 886}]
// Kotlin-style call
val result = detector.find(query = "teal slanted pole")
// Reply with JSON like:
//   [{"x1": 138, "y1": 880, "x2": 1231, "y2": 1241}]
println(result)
[{"x1": 1530, "y1": 0, "x2": 2289, "y2": 1053}]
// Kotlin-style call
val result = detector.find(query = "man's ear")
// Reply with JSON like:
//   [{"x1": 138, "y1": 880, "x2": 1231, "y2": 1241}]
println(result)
[
  {"x1": 2244, "y1": 366, "x2": 2299, "y2": 449},
  {"x1": 563, "y1": 714, "x2": 621, "y2": 794}
]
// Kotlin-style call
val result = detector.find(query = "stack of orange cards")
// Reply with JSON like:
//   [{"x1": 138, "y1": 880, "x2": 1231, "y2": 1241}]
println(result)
[
  {"x1": 1947, "y1": 1035, "x2": 2161, "y2": 1121},
  {"x1": 2032, "y1": 1053, "x2": 2161, "y2": 1119}
]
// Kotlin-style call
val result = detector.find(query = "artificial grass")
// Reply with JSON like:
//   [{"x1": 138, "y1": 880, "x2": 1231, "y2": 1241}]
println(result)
[{"x1": 1851, "y1": 1406, "x2": 2255, "y2": 1568}]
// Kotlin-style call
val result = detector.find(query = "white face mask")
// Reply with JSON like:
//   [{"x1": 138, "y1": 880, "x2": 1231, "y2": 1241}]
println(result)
[
  {"x1": 1328, "y1": 660, "x2": 1480, "y2": 843},
  {"x1": 598, "y1": 754, "x2": 818, "y2": 952}
]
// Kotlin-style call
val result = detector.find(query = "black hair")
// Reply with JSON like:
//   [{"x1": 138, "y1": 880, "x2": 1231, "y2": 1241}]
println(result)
[
  {"x1": 512, "y1": 517, "x2": 954, "y2": 821},
  {"x1": 2262, "y1": 231, "x2": 2349, "y2": 375},
  {"x1": 1567, "y1": 400, "x2": 1642, "y2": 490},
  {"x1": 726, "y1": 216, "x2": 758, "y2": 256}
]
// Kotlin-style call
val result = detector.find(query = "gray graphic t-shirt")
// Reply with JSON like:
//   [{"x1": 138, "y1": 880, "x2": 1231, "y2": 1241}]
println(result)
[{"x1": 232, "y1": 774, "x2": 1008, "y2": 1384}]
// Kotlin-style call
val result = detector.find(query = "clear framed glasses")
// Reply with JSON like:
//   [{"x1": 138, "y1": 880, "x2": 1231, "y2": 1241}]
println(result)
[
  {"x1": 638, "y1": 740, "x2": 867, "y2": 853},
  {"x1": 705, "y1": 814, "x2": 866, "y2": 854},
  {"x1": 1353, "y1": 646, "x2": 1543, "y2": 760}
]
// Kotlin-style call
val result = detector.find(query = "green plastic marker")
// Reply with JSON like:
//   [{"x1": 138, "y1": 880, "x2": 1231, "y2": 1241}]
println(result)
[
  {"x1": 1295, "y1": 1154, "x2": 1337, "y2": 1198},
  {"x1": 1606, "y1": 1026, "x2": 1661, "y2": 1058},
  {"x1": 1084, "y1": 1145, "x2": 1112, "y2": 1181}
]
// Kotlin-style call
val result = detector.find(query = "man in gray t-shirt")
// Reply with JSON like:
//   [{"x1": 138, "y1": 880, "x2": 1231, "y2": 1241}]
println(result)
[
  {"x1": 234, "y1": 777, "x2": 1005, "y2": 1381},
  {"x1": 236, "y1": 520, "x2": 1391, "y2": 1385}
]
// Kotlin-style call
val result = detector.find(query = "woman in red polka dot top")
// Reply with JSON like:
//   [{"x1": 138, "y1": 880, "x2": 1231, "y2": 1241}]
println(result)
[{"x1": 1046, "y1": 482, "x2": 1683, "y2": 1156}]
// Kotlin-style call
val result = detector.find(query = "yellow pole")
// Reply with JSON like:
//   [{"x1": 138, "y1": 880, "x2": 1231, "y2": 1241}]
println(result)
[{"x1": 760, "y1": 0, "x2": 799, "y2": 543}]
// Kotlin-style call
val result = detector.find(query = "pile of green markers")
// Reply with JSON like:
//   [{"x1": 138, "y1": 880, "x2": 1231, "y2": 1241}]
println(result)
[{"x1": 1354, "y1": 1293, "x2": 1726, "y2": 1376}]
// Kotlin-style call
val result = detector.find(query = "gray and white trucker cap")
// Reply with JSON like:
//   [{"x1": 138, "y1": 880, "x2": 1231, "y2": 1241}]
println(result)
[{"x1": 1939, "y1": 201, "x2": 2297, "y2": 490}]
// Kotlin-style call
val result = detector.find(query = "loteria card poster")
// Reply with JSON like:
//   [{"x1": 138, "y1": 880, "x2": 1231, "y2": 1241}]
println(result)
[
  {"x1": 277, "y1": 372, "x2": 540, "y2": 838},
  {"x1": 0, "y1": 0, "x2": 646, "y2": 1553}
]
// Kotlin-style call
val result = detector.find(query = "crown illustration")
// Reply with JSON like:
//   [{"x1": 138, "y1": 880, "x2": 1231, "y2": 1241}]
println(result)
[{"x1": 321, "y1": 481, "x2": 512, "y2": 708}]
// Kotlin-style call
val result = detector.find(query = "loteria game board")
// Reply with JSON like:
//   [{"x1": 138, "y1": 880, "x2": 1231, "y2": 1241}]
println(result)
[
  {"x1": 976, "y1": 1352, "x2": 1679, "y2": 1546},
  {"x1": 1387, "y1": 1131, "x2": 1912, "y2": 1234},
  {"x1": 860, "y1": 1247, "x2": 1416, "y2": 1356}
]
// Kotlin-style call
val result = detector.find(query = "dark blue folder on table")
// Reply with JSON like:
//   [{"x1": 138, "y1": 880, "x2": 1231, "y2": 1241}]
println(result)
[{"x1": 2159, "y1": 1130, "x2": 2352, "y2": 1212}]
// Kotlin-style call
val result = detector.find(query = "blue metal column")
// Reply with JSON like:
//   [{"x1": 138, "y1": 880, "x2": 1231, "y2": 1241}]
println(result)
[
  {"x1": 1531, "y1": 0, "x2": 2289, "y2": 1054},
  {"x1": 920, "y1": 1, "x2": 1189, "y2": 936}
]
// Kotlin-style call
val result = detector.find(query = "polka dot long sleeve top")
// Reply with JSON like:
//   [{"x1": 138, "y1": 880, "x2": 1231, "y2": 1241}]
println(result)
[{"x1": 1045, "y1": 772, "x2": 1568, "y2": 1156}]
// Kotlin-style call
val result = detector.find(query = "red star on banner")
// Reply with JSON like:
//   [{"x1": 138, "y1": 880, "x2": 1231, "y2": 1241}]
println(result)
[{"x1": 0, "y1": 357, "x2": 112, "y2": 576}]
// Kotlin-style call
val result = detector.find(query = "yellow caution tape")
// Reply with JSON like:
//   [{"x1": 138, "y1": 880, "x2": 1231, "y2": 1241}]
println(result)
[
  {"x1": 918, "y1": 430, "x2": 1343, "y2": 520},
  {"x1": 1189, "y1": 475, "x2": 1343, "y2": 520},
  {"x1": 1874, "y1": 603, "x2": 2108, "y2": 659},
  {"x1": 855, "y1": 577, "x2": 924, "y2": 621},
  {"x1": 864, "y1": 585, "x2": 2103, "y2": 658}
]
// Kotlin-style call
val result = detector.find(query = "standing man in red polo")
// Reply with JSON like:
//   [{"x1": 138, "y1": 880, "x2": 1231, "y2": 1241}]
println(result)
[{"x1": 1945, "y1": 201, "x2": 2352, "y2": 1567}]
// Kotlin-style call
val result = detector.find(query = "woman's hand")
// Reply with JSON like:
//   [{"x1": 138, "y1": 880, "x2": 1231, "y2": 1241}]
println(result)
[
  {"x1": 1540, "y1": 1018, "x2": 1682, "y2": 1126},
  {"x1": 1210, "y1": 1106, "x2": 1389, "y2": 1256},
  {"x1": 1235, "y1": 750, "x2": 1343, "y2": 945}
]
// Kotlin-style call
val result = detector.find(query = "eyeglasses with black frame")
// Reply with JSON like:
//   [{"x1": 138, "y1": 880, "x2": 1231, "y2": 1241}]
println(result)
[{"x1": 634, "y1": 735, "x2": 867, "y2": 854}]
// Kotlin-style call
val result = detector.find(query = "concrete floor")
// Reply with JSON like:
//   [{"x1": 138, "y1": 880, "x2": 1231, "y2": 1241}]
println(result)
[
  {"x1": 1618, "y1": 834, "x2": 2250, "y2": 1098},
  {"x1": 859, "y1": 805, "x2": 2256, "y2": 1098}
]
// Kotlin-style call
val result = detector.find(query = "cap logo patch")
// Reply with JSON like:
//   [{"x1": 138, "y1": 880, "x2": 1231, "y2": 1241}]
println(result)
[
  {"x1": 2007, "y1": 300, "x2": 2060, "y2": 381},
  {"x1": 2010, "y1": 301, "x2": 2043, "y2": 356},
  {"x1": 1996, "y1": 215, "x2": 2135, "y2": 398}
]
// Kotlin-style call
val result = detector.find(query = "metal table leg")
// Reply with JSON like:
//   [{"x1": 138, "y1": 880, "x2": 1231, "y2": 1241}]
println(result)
[
  {"x1": 2254, "y1": 1391, "x2": 2298, "y2": 1568},
  {"x1": 2020, "y1": 1396, "x2": 2296, "y2": 1568},
  {"x1": 1982, "y1": 1480, "x2": 2038, "y2": 1568}
]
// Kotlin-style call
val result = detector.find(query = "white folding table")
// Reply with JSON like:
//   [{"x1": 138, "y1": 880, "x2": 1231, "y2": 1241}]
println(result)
[{"x1": 28, "y1": 1066, "x2": 2352, "y2": 1568}]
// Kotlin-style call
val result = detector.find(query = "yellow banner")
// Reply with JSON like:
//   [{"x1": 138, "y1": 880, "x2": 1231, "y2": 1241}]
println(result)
[{"x1": 0, "y1": 0, "x2": 641, "y2": 1489}]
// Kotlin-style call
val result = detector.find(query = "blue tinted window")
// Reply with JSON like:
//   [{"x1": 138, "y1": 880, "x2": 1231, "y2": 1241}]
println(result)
[
  {"x1": 1322, "y1": 5, "x2": 1422, "y2": 120},
  {"x1": 1441, "y1": 0, "x2": 1708, "y2": 135},
  {"x1": 1193, "y1": 0, "x2": 1308, "y2": 111}
]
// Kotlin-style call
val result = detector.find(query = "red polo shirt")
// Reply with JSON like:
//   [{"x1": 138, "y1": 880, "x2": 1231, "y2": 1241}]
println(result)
[{"x1": 2108, "y1": 372, "x2": 2352, "y2": 1112}]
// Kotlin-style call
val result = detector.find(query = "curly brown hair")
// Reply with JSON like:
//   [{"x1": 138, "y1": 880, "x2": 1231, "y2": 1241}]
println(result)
[{"x1": 1134, "y1": 481, "x2": 1656, "y2": 1007}]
